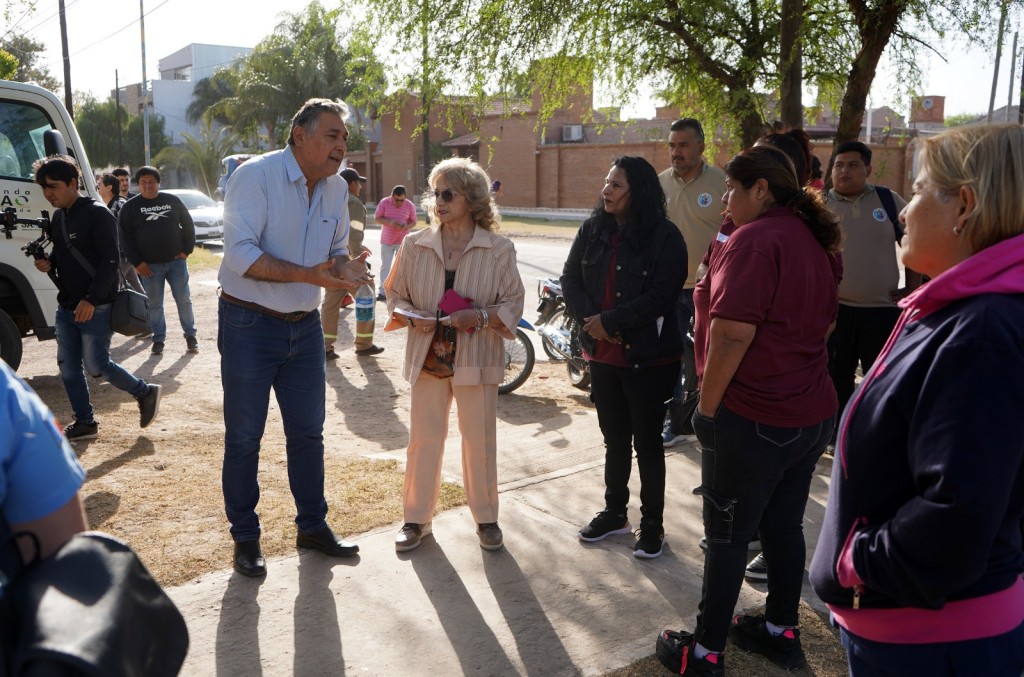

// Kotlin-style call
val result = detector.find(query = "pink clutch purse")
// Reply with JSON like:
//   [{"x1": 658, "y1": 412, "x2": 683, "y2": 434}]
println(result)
[{"x1": 437, "y1": 289, "x2": 476, "y2": 334}]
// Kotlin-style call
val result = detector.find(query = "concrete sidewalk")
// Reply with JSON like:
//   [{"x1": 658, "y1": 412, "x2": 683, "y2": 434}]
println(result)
[{"x1": 168, "y1": 443, "x2": 835, "y2": 676}]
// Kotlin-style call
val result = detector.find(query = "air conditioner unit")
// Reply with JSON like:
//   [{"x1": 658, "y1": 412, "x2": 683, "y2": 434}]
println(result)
[{"x1": 562, "y1": 124, "x2": 583, "y2": 142}]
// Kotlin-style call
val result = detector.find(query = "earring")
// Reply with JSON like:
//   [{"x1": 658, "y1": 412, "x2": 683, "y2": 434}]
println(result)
[{"x1": 952, "y1": 225, "x2": 963, "y2": 235}]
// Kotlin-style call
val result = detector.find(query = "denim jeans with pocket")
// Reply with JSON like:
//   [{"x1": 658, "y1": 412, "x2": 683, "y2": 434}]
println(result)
[
  {"x1": 142, "y1": 258, "x2": 196, "y2": 343},
  {"x1": 590, "y1": 360, "x2": 679, "y2": 529},
  {"x1": 692, "y1": 403, "x2": 834, "y2": 651},
  {"x1": 55, "y1": 304, "x2": 149, "y2": 423},
  {"x1": 218, "y1": 298, "x2": 328, "y2": 542}
]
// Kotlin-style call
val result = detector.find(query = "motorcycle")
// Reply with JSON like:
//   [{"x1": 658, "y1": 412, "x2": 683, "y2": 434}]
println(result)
[
  {"x1": 499, "y1": 318, "x2": 536, "y2": 395},
  {"x1": 535, "y1": 277, "x2": 591, "y2": 391}
]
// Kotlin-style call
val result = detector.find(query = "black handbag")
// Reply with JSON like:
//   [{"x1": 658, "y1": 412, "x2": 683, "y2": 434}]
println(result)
[
  {"x1": 109, "y1": 285, "x2": 151, "y2": 336},
  {"x1": 0, "y1": 527, "x2": 189, "y2": 677},
  {"x1": 54, "y1": 214, "x2": 150, "y2": 337}
]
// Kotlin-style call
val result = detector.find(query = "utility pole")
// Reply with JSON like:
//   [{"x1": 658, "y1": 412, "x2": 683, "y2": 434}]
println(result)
[
  {"x1": 1009, "y1": 31, "x2": 1020, "y2": 122},
  {"x1": 988, "y1": 0, "x2": 1009, "y2": 123},
  {"x1": 58, "y1": 0, "x2": 73, "y2": 117},
  {"x1": 139, "y1": 0, "x2": 151, "y2": 165},
  {"x1": 116, "y1": 70, "x2": 123, "y2": 164}
]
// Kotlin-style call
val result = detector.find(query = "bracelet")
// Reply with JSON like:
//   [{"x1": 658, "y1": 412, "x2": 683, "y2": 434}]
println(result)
[
  {"x1": 480, "y1": 308, "x2": 489, "y2": 329},
  {"x1": 474, "y1": 309, "x2": 484, "y2": 330}
]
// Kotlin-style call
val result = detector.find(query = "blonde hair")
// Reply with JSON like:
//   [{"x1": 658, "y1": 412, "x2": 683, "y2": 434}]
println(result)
[
  {"x1": 424, "y1": 157, "x2": 500, "y2": 231},
  {"x1": 920, "y1": 124, "x2": 1024, "y2": 254}
]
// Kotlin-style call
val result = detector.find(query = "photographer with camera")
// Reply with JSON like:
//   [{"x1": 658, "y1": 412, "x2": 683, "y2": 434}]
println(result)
[{"x1": 31, "y1": 155, "x2": 162, "y2": 441}]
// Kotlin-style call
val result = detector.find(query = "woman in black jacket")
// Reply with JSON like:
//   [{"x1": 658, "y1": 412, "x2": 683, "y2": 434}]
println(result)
[{"x1": 562, "y1": 156, "x2": 688, "y2": 558}]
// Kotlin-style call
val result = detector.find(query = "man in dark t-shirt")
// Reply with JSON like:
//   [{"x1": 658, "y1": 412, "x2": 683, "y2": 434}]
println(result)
[{"x1": 118, "y1": 166, "x2": 198, "y2": 355}]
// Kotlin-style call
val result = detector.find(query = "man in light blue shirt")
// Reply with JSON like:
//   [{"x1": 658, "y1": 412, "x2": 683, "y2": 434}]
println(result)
[{"x1": 218, "y1": 98, "x2": 372, "y2": 577}]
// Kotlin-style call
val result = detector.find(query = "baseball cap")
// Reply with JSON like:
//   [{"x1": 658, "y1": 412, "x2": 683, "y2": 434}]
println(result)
[{"x1": 340, "y1": 168, "x2": 367, "y2": 183}]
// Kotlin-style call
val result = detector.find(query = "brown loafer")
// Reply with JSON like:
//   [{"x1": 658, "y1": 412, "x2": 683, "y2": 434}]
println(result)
[
  {"x1": 477, "y1": 522, "x2": 503, "y2": 551},
  {"x1": 395, "y1": 522, "x2": 432, "y2": 552}
]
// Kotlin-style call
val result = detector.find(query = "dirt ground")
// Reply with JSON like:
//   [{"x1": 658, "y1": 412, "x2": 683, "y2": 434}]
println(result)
[{"x1": 14, "y1": 229, "x2": 589, "y2": 588}]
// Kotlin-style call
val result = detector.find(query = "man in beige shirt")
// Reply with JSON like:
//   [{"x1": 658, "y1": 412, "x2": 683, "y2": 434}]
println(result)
[{"x1": 658, "y1": 118, "x2": 726, "y2": 447}]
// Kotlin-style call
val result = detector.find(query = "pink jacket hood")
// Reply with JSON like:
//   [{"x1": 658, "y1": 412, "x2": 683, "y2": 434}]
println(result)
[{"x1": 900, "y1": 231, "x2": 1024, "y2": 322}]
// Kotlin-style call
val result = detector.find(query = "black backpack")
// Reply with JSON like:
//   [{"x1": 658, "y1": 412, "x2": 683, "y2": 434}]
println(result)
[{"x1": 875, "y1": 186, "x2": 904, "y2": 243}]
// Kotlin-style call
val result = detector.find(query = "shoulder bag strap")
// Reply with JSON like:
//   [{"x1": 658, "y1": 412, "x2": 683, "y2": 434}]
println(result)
[
  {"x1": 875, "y1": 186, "x2": 904, "y2": 243},
  {"x1": 54, "y1": 210, "x2": 97, "y2": 277}
]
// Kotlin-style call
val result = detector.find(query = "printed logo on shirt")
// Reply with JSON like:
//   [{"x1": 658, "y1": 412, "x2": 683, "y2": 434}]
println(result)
[
  {"x1": 697, "y1": 193, "x2": 714, "y2": 208},
  {"x1": 140, "y1": 204, "x2": 173, "y2": 221},
  {"x1": 872, "y1": 208, "x2": 887, "y2": 222},
  {"x1": 716, "y1": 232, "x2": 730, "y2": 243}
]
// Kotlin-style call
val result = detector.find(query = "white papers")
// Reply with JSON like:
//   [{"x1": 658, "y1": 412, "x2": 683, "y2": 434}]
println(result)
[{"x1": 393, "y1": 307, "x2": 451, "y2": 322}]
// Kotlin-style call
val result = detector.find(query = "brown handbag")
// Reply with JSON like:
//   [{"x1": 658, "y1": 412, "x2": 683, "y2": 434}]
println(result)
[{"x1": 421, "y1": 310, "x2": 456, "y2": 378}]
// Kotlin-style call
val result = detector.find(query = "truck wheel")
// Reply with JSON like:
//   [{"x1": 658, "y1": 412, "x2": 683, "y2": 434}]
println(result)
[{"x1": 0, "y1": 309, "x2": 23, "y2": 370}]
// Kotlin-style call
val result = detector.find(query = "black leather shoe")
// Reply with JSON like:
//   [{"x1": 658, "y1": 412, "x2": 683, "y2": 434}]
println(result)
[
  {"x1": 296, "y1": 525, "x2": 359, "y2": 557},
  {"x1": 234, "y1": 540, "x2": 266, "y2": 577}
]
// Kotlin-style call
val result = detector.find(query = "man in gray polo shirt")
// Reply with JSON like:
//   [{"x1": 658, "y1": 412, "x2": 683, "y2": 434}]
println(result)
[
  {"x1": 826, "y1": 141, "x2": 921, "y2": 437},
  {"x1": 658, "y1": 118, "x2": 726, "y2": 446}
]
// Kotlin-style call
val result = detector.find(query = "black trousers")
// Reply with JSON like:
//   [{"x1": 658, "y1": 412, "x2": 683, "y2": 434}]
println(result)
[
  {"x1": 590, "y1": 360, "x2": 679, "y2": 529},
  {"x1": 828, "y1": 303, "x2": 901, "y2": 421}
]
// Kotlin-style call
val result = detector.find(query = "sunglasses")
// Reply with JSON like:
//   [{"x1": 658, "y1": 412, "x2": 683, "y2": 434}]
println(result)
[{"x1": 431, "y1": 189, "x2": 459, "y2": 203}]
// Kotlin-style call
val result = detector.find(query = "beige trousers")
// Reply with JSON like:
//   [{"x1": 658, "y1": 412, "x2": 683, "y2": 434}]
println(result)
[{"x1": 404, "y1": 374, "x2": 499, "y2": 525}]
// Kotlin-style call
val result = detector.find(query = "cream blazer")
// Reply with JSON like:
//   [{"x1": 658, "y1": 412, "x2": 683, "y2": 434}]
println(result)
[{"x1": 384, "y1": 225, "x2": 525, "y2": 385}]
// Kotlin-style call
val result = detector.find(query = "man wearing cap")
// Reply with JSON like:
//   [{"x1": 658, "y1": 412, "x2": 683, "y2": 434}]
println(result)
[
  {"x1": 374, "y1": 185, "x2": 418, "y2": 300},
  {"x1": 321, "y1": 168, "x2": 384, "y2": 358}
]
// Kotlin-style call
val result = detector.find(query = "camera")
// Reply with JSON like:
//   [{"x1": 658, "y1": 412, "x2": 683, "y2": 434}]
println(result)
[{"x1": 1, "y1": 207, "x2": 52, "y2": 260}]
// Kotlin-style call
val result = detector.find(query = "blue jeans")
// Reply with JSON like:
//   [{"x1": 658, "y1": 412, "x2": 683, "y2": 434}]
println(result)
[
  {"x1": 692, "y1": 404, "x2": 834, "y2": 651},
  {"x1": 142, "y1": 258, "x2": 196, "y2": 343},
  {"x1": 55, "y1": 304, "x2": 149, "y2": 423},
  {"x1": 590, "y1": 360, "x2": 679, "y2": 529},
  {"x1": 218, "y1": 299, "x2": 328, "y2": 542},
  {"x1": 378, "y1": 242, "x2": 400, "y2": 295},
  {"x1": 840, "y1": 621, "x2": 1024, "y2": 676}
]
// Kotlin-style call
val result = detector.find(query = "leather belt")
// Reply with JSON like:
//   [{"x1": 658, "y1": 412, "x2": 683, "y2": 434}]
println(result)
[{"x1": 219, "y1": 291, "x2": 313, "y2": 323}]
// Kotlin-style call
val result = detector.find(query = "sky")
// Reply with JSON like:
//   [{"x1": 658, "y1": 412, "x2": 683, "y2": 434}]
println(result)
[{"x1": 10, "y1": 0, "x2": 1022, "y2": 121}]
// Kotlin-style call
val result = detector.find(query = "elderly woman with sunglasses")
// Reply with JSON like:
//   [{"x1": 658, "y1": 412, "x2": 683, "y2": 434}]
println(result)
[{"x1": 384, "y1": 157, "x2": 524, "y2": 553}]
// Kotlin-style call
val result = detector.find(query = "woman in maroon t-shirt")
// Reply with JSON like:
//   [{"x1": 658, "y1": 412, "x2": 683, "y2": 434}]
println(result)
[{"x1": 657, "y1": 145, "x2": 842, "y2": 675}]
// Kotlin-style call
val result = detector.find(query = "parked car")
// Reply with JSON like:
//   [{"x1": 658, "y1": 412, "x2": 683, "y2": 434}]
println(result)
[{"x1": 163, "y1": 189, "x2": 224, "y2": 241}]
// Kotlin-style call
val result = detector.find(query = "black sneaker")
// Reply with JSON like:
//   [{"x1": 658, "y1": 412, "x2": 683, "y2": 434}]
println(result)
[
  {"x1": 633, "y1": 526, "x2": 665, "y2": 559},
  {"x1": 355, "y1": 345, "x2": 385, "y2": 356},
  {"x1": 138, "y1": 384, "x2": 162, "y2": 428},
  {"x1": 577, "y1": 510, "x2": 631, "y2": 542},
  {"x1": 744, "y1": 552, "x2": 768, "y2": 581},
  {"x1": 63, "y1": 419, "x2": 98, "y2": 441},
  {"x1": 185, "y1": 335, "x2": 199, "y2": 353},
  {"x1": 151, "y1": 341, "x2": 164, "y2": 355},
  {"x1": 656, "y1": 628, "x2": 724, "y2": 676},
  {"x1": 729, "y1": 614, "x2": 806, "y2": 670}
]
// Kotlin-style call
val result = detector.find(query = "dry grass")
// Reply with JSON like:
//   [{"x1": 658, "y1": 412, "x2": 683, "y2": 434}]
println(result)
[{"x1": 605, "y1": 603, "x2": 848, "y2": 677}]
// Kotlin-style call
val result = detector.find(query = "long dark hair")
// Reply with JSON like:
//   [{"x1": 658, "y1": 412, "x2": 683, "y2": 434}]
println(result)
[
  {"x1": 757, "y1": 129, "x2": 813, "y2": 186},
  {"x1": 725, "y1": 145, "x2": 841, "y2": 253},
  {"x1": 590, "y1": 156, "x2": 667, "y2": 248}
]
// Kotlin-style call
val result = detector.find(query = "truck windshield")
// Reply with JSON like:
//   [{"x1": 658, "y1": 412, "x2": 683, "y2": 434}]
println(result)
[{"x1": 0, "y1": 100, "x2": 53, "y2": 181}]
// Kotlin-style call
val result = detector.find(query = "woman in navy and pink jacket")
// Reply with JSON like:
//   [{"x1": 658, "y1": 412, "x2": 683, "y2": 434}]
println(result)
[{"x1": 810, "y1": 124, "x2": 1024, "y2": 675}]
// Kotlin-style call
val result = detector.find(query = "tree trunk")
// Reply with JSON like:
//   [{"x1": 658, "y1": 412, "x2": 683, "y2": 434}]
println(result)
[
  {"x1": 779, "y1": 0, "x2": 804, "y2": 129},
  {"x1": 831, "y1": 0, "x2": 906, "y2": 172},
  {"x1": 739, "y1": 104, "x2": 766, "y2": 148}
]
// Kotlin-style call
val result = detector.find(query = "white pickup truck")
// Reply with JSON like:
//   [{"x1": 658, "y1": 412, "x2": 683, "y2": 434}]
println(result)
[{"x1": 0, "y1": 79, "x2": 100, "y2": 370}]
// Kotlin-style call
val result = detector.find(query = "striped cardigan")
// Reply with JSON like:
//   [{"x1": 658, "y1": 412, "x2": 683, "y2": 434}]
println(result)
[{"x1": 383, "y1": 225, "x2": 525, "y2": 385}]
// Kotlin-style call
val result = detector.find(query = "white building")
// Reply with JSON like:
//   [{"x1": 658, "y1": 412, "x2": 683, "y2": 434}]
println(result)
[{"x1": 152, "y1": 43, "x2": 252, "y2": 144}]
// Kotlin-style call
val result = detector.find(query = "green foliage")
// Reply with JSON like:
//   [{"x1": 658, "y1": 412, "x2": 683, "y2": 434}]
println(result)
[
  {"x1": 0, "y1": 48, "x2": 16, "y2": 79},
  {"x1": 0, "y1": 33, "x2": 60, "y2": 93},
  {"x1": 197, "y1": 0, "x2": 387, "y2": 150},
  {"x1": 944, "y1": 112, "x2": 982, "y2": 127},
  {"x1": 75, "y1": 95, "x2": 168, "y2": 168},
  {"x1": 186, "y1": 70, "x2": 238, "y2": 126},
  {"x1": 153, "y1": 122, "x2": 240, "y2": 197}
]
